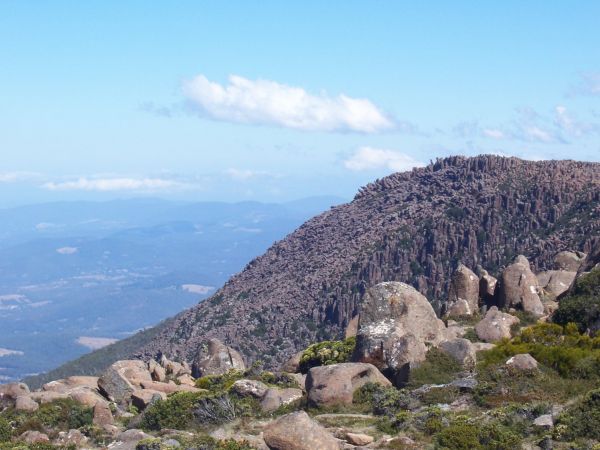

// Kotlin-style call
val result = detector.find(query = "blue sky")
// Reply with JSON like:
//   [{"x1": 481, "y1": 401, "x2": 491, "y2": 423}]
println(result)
[{"x1": 1, "y1": 1, "x2": 599, "y2": 206}]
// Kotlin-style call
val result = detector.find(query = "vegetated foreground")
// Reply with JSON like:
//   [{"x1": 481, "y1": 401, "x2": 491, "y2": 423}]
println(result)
[{"x1": 1, "y1": 245, "x2": 600, "y2": 449}]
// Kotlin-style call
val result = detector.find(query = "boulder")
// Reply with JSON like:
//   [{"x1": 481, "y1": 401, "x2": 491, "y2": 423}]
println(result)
[
  {"x1": 98, "y1": 360, "x2": 152, "y2": 404},
  {"x1": 353, "y1": 282, "x2": 446, "y2": 385},
  {"x1": 0, "y1": 382, "x2": 29, "y2": 406},
  {"x1": 537, "y1": 270, "x2": 577, "y2": 299},
  {"x1": 148, "y1": 360, "x2": 166, "y2": 382},
  {"x1": 472, "y1": 342, "x2": 496, "y2": 352},
  {"x1": 231, "y1": 379, "x2": 269, "y2": 399},
  {"x1": 479, "y1": 270, "x2": 498, "y2": 307},
  {"x1": 193, "y1": 339, "x2": 245, "y2": 377},
  {"x1": 306, "y1": 362, "x2": 391, "y2": 407},
  {"x1": 131, "y1": 389, "x2": 166, "y2": 411},
  {"x1": 15, "y1": 395, "x2": 39, "y2": 411},
  {"x1": 554, "y1": 251, "x2": 586, "y2": 272},
  {"x1": 20, "y1": 431, "x2": 50, "y2": 444},
  {"x1": 68, "y1": 388, "x2": 107, "y2": 408},
  {"x1": 346, "y1": 432, "x2": 374, "y2": 445},
  {"x1": 438, "y1": 338, "x2": 476, "y2": 369},
  {"x1": 139, "y1": 380, "x2": 201, "y2": 394},
  {"x1": 260, "y1": 387, "x2": 303, "y2": 412},
  {"x1": 497, "y1": 255, "x2": 544, "y2": 316},
  {"x1": 506, "y1": 353, "x2": 538, "y2": 372},
  {"x1": 263, "y1": 411, "x2": 339, "y2": 450},
  {"x1": 533, "y1": 414, "x2": 554, "y2": 429},
  {"x1": 29, "y1": 391, "x2": 70, "y2": 404},
  {"x1": 475, "y1": 307, "x2": 520, "y2": 342},
  {"x1": 55, "y1": 429, "x2": 88, "y2": 447},
  {"x1": 43, "y1": 376, "x2": 99, "y2": 393},
  {"x1": 281, "y1": 351, "x2": 303, "y2": 373},
  {"x1": 447, "y1": 264, "x2": 479, "y2": 315},
  {"x1": 177, "y1": 374, "x2": 196, "y2": 386},
  {"x1": 93, "y1": 400, "x2": 114, "y2": 427}
]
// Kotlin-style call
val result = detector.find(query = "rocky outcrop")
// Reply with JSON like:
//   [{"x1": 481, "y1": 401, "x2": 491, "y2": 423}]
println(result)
[
  {"x1": 438, "y1": 338, "x2": 477, "y2": 369},
  {"x1": 554, "y1": 251, "x2": 586, "y2": 272},
  {"x1": 446, "y1": 264, "x2": 479, "y2": 316},
  {"x1": 506, "y1": 353, "x2": 539, "y2": 372},
  {"x1": 475, "y1": 307, "x2": 520, "y2": 342},
  {"x1": 192, "y1": 338, "x2": 245, "y2": 377},
  {"x1": 98, "y1": 360, "x2": 153, "y2": 405},
  {"x1": 479, "y1": 270, "x2": 498, "y2": 307},
  {"x1": 263, "y1": 411, "x2": 340, "y2": 450},
  {"x1": 306, "y1": 362, "x2": 391, "y2": 407},
  {"x1": 497, "y1": 255, "x2": 544, "y2": 316},
  {"x1": 353, "y1": 282, "x2": 446, "y2": 385},
  {"x1": 260, "y1": 388, "x2": 303, "y2": 412},
  {"x1": 537, "y1": 270, "x2": 577, "y2": 299}
]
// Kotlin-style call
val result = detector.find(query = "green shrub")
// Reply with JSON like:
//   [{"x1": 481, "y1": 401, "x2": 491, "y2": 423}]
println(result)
[
  {"x1": 553, "y1": 268, "x2": 600, "y2": 334},
  {"x1": 141, "y1": 391, "x2": 205, "y2": 431},
  {"x1": 479, "y1": 322, "x2": 600, "y2": 379},
  {"x1": 0, "y1": 418, "x2": 11, "y2": 443},
  {"x1": 408, "y1": 347, "x2": 462, "y2": 387},
  {"x1": 195, "y1": 370, "x2": 245, "y2": 391},
  {"x1": 298, "y1": 336, "x2": 356, "y2": 373},
  {"x1": 353, "y1": 383, "x2": 417, "y2": 416},
  {"x1": 555, "y1": 388, "x2": 600, "y2": 441},
  {"x1": 435, "y1": 418, "x2": 522, "y2": 450}
]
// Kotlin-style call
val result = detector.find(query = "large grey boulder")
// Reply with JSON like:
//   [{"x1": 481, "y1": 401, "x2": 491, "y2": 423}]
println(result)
[
  {"x1": 537, "y1": 270, "x2": 577, "y2": 299},
  {"x1": 446, "y1": 264, "x2": 479, "y2": 316},
  {"x1": 260, "y1": 388, "x2": 303, "y2": 412},
  {"x1": 479, "y1": 270, "x2": 498, "y2": 307},
  {"x1": 497, "y1": 255, "x2": 544, "y2": 316},
  {"x1": 554, "y1": 251, "x2": 586, "y2": 272},
  {"x1": 0, "y1": 382, "x2": 29, "y2": 406},
  {"x1": 438, "y1": 338, "x2": 477, "y2": 369},
  {"x1": 306, "y1": 362, "x2": 391, "y2": 407},
  {"x1": 353, "y1": 282, "x2": 446, "y2": 385},
  {"x1": 98, "y1": 360, "x2": 152, "y2": 405},
  {"x1": 263, "y1": 411, "x2": 340, "y2": 450},
  {"x1": 475, "y1": 306, "x2": 520, "y2": 342},
  {"x1": 506, "y1": 353, "x2": 539, "y2": 372},
  {"x1": 193, "y1": 338, "x2": 246, "y2": 377}
]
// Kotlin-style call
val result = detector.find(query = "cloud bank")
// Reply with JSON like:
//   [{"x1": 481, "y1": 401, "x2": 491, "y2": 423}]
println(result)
[
  {"x1": 42, "y1": 177, "x2": 184, "y2": 192},
  {"x1": 183, "y1": 74, "x2": 395, "y2": 133},
  {"x1": 344, "y1": 147, "x2": 425, "y2": 172}
]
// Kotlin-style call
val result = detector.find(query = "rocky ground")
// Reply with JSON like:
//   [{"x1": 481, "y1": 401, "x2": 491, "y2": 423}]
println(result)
[{"x1": 1, "y1": 248, "x2": 599, "y2": 449}]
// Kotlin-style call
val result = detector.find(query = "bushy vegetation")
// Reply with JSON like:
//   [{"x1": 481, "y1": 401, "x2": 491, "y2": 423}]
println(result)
[
  {"x1": 435, "y1": 417, "x2": 522, "y2": 450},
  {"x1": 407, "y1": 347, "x2": 462, "y2": 387},
  {"x1": 0, "y1": 399, "x2": 93, "y2": 438},
  {"x1": 298, "y1": 336, "x2": 356, "y2": 373},
  {"x1": 479, "y1": 322, "x2": 600, "y2": 379},
  {"x1": 554, "y1": 268, "x2": 600, "y2": 334},
  {"x1": 354, "y1": 383, "x2": 417, "y2": 417},
  {"x1": 141, "y1": 391, "x2": 205, "y2": 430},
  {"x1": 0, "y1": 418, "x2": 10, "y2": 443},
  {"x1": 195, "y1": 370, "x2": 245, "y2": 391},
  {"x1": 555, "y1": 388, "x2": 600, "y2": 441}
]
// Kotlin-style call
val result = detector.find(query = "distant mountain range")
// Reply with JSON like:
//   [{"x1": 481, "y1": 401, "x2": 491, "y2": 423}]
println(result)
[
  {"x1": 24, "y1": 155, "x2": 600, "y2": 387},
  {"x1": 0, "y1": 196, "x2": 344, "y2": 383}
]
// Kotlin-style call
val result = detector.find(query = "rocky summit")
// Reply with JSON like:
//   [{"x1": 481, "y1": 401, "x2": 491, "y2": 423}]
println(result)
[{"x1": 134, "y1": 155, "x2": 599, "y2": 369}]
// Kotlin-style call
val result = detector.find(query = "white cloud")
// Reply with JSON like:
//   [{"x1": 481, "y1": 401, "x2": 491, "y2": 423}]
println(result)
[
  {"x1": 0, "y1": 171, "x2": 38, "y2": 183},
  {"x1": 0, "y1": 348, "x2": 24, "y2": 357},
  {"x1": 344, "y1": 147, "x2": 425, "y2": 172},
  {"x1": 183, "y1": 74, "x2": 395, "y2": 133},
  {"x1": 56, "y1": 247, "x2": 78, "y2": 255},
  {"x1": 181, "y1": 284, "x2": 215, "y2": 295},
  {"x1": 76, "y1": 336, "x2": 118, "y2": 350},
  {"x1": 482, "y1": 128, "x2": 505, "y2": 139},
  {"x1": 225, "y1": 168, "x2": 269, "y2": 181},
  {"x1": 554, "y1": 105, "x2": 598, "y2": 137},
  {"x1": 572, "y1": 72, "x2": 600, "y2": 96},
  {"x1": 42, "y1": 177, "x2": 184, "y2": 192}
]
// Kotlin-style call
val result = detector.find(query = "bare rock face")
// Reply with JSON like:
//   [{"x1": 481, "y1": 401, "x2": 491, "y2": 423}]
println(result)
[
  {"x1": 93, "y1": 401, "x2": 114, "y2": 427},
  {"x1": 475, "y1": 307, "x2": 520, "y2": 342},
  {"x1": 438, "y1": 338, "x2": 477, "y2": 369},
  {"x1": 353, "y1": 282, "x2": 446, "y2": 385},
  {"x1": 15, "y1": 395, "x2": 39, "y2": 412},
  {"x1": 280, "y1": 351, "x2": 303, "y2": 373},
  {"x1": 263, "y1": 411, "x2": 340, "y2": 450},
  {"x1": 506, "y1": 353, "x2": 539, "y2": 372},
  {"x1": 446, "y1": 264, "x2": 479, "y2": 316},
  {"x1": 131, "y1": 389, "x2": 166, "y2": 411},
  {"x1": 98, "y1": 360, "x2": 152, "y2": 405},
  {"x1": 306, "y1": 362, "x2": 391, "y2": 407},
  {"x1": 497, "y1": 255, "x2": 544, "y2": 316},
  {"x1": 345, "y1": 315, "x2": 359, "y2": 338},
  {"x1": 554, "y1": 251, "x2": 586, "y2": 272},
  {"x1": 537, "y1": 270, "x2": 577, "y2": 299},
  {"x1": 192, "y1": 338, "x2": 245, "y2": 377},
  {"x1": 231, "y1": 379, "x2": 269, "y2": 399},
  {"x1": 0, "y1": 382, "x2": 29, "y2": 406},
  {"x1": 260, "y1": 387, "x2": 303, "y2": 412},
  {"x1": 479, "y1": 270, "x2": 498, "y2": 307}
]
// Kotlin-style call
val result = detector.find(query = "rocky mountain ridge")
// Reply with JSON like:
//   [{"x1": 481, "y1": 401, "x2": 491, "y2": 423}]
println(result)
[{"x1": 136, "y1": 155, "x2": 600, "y2": 368}]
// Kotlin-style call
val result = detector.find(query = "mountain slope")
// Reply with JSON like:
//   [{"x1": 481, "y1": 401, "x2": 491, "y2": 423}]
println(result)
[{"x1": 134, "y1": 155, "x2": 599, "y2": 369}]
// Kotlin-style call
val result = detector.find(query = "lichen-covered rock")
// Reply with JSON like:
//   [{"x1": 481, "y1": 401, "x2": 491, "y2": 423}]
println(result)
[
  {"x1": 93, "y1": 400, "x2": 114, "y2": 427},
  {"x1": 131, "y1": 389, "x2": 166, "y2": 411},
  {"x1": 537, "y1": 270, "x2": 576, "y2": 299},
  {"x1": 263, "y1": 411, "x2": 340, "y2": 450},
  {"x1": 353, "y1": 282, "x2": 446, "y2": 384},
  {"x1": 479, "y1": 270, "x2": 498, "y2": 307},
  {"x1": 231, "y1": 379, "x2": 269, "y2": 399},
  {"x1": 20, "y1": 430, "x2": 50, "y2": 444},
  {"x1": 15, "y1": 395, "x2": 39, "y2": 411},
  {"x1": 192, "y1": 338, "x2": 245, "y2": 377},
  {"x1": 98, "y1": 360, "x2": 152, "y2": 405},
  {"x1": 306, "y1": 362, "x2": 391, "y2": 407},
  {"x1": 260, "y1": 387, "x2": 303, "y2": 412},
  {"x1": 506, "y1": 353, "x2": 539, "y2": 372},
  {"x1": 0, "y1": 382, "x2": 29, "y2": 406},
  {"x1": 497, "y1": 255, "x2": 544, "y2": 316},
  {"x1": 438, "y1": 338, "x2": 476, "y2": 369},
  {"x1": 554, "y1": 251, "x2": 586, "y2": 272},
  {"x1": 475, "y1": 306, "x2": 520, "y2": 342},
  {"x1": 447, "y1": 264, "x2": 479, "y2": 315}
]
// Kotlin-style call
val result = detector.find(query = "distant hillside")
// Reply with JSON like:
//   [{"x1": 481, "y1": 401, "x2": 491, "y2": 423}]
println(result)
[{"x1": 30, "y1": 155, "x2": 600, "y2": 380}]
